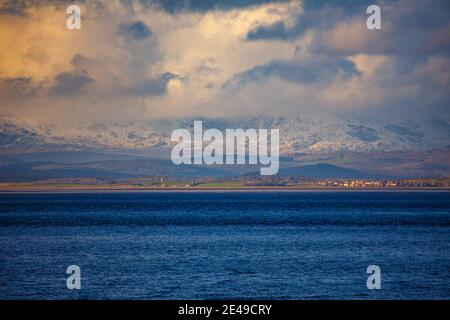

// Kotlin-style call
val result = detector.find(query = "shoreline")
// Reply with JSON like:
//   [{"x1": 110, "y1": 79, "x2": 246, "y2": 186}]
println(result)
[{"x1": 0, "y1": 186, "x2": 449, "y2": 193}]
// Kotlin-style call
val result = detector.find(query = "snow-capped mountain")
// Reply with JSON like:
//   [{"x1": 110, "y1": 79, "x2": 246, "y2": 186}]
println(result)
[{"x1": 1, "y1": 116, "x2": 450, "y2": 154}]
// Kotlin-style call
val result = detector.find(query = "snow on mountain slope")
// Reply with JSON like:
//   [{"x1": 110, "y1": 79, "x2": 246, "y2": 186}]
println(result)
[{"x1": 1, "y1": 116, "x2": 449, "y2": 154}]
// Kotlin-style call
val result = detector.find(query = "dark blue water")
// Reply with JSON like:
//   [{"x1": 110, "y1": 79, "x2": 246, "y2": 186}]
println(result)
[{"x1": 0, "y1": 191, "x2": 449, "y2": 299}]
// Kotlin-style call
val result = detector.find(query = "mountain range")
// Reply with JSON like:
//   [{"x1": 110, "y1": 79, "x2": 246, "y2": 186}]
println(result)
[
  {"x1": 1, "y1": 116, "x2": 449, "y2": 181},
  {"x1": 2, "y1": 116, "x2": 450, "y2": 154}
]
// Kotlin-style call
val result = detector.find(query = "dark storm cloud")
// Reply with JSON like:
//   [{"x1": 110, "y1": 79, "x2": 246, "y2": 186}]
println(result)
[
  {"x1": 0, "y1": 77, "x2": 40, "y2": 98},
  {"x1": 117, "y1": 21, "x2": 152, "y2": 40},
  {"x1": 245, "y1": 0, "x2": 450, "y2": 58},
  {"x1": 70, "y1": 54, "x2": 96, "y2": 70},
  {"x1": 0, "y1": 0, "x2": 95, "y2": 15},
  {"x1": 148, "y1": 0, "x2": 289, "y2": 13},
  {"x1": 246, "y1": 21, "x2": 288, "y2": 40},
  {"x1": 224, "y1": 57, "x2": 360, "y2": 89},
  {"x1": 126, "y1": 72, "x2": 181, "y2": 96},
  {"x1": 245, "y1": 0, "x2": 375, "y2": 41},
  {"x1": 302, "y1": 0, "x2": 374, "y2": 12},
  {"x1": 1, "y1": 0, "x2": 289, "y2": 14},
  {"x1": 51, "y1": 72, "x2": 94, "y2": 96},
  {"x1": 0, "y1": 0, "x2": 27, "y2": 15}
]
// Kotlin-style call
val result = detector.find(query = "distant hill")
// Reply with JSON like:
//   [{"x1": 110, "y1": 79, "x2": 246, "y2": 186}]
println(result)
[
  {"x1": 309, "y1": 146, "x2": 450, "y2": 178},
  {"x1": 245, "y1": 163, "x2": 377, "y2": 179},
  {"x1": 0, "y1": 159, "x2": 230, "y2": 182}
]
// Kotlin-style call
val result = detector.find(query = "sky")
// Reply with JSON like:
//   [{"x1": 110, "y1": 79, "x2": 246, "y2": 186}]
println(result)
[{"x1": 0, "y1": 0, "x2": 449, "y2": 123}]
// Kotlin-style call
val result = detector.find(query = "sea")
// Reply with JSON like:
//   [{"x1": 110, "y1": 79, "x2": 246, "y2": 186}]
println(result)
[{"x1": 0, "y1": 191, "x2": 449, "y2": 299}]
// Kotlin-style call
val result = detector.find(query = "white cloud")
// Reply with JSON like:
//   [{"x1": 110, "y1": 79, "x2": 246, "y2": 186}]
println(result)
[{"x1": 0, "y1": 0, "x2": 449, "y2": 122}]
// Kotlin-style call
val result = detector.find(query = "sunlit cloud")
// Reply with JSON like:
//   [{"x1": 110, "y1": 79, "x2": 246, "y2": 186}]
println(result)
[{"x1": 0, "y1": 0, "x2": 448, "y2": 122}]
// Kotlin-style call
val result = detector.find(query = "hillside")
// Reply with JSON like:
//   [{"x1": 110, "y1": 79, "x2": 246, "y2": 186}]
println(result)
[{"x1": 2, "y1": 116, "x2": 450, "y2": 154}]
